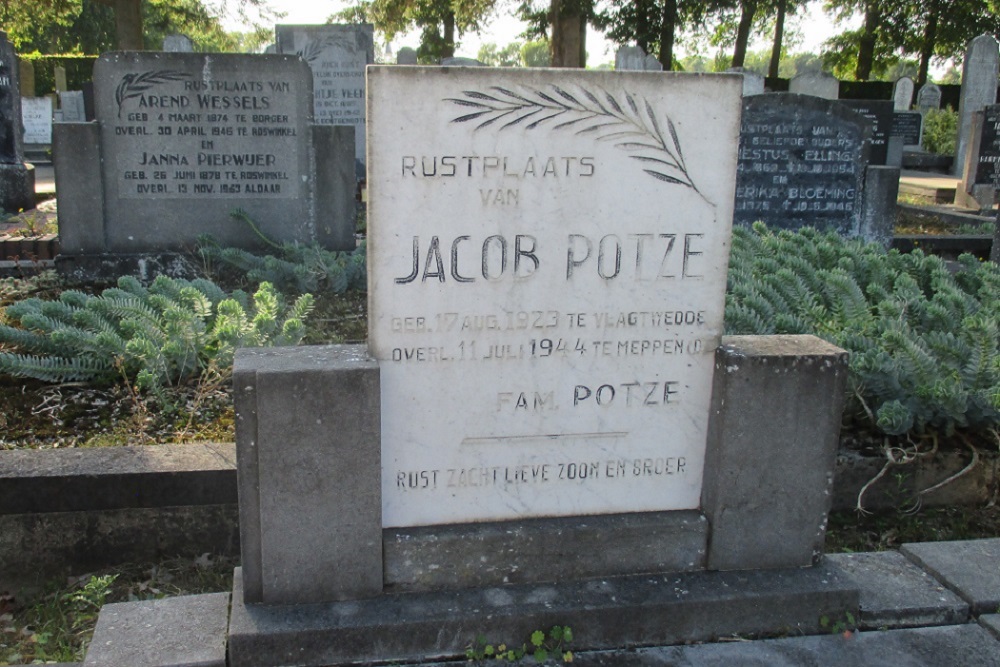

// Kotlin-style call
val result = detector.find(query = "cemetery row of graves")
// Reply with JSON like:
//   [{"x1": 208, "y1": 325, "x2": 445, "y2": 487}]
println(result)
[{"x1": 0, "y1": 27, "x2": 999, "y2": 667}]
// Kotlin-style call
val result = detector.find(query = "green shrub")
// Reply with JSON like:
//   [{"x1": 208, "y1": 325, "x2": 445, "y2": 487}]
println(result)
[
  {"x1": 725, "y1": 224, "x2": 999, "y2": 436},
  {"x1": 921, "y1": 107, "x2": 958, "y2": 156},
  {"x1": 0, "y1": 275, "x2": 313, "y2": 390}
]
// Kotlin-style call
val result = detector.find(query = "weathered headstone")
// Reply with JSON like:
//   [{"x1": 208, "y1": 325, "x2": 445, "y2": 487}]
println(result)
[
  {"x1": 955, "y1": 34, "x2": 1000, "y2": 176},
  {"x1": 728, "y1": 67, "x2": 765, "y2": 96},
  {"x1": 396, "y1": 47, "x2": 417, "y2": 65},
  {"x1": 893, "y1": 76, "x2": 914, "y2": 110},
  {"x1": 440, "y1": 56, "x2": 486, "y2": 66},
  {"x1": 54, "y1": 51, "x2": 357, "y2": 263},
  {"x1": 163, "y1": 33, "x2": 194, "y2": 52},
  {"x1": 916, "y1": 83, "x2": 942, "y2": 112},
  {"x1": 788, "y1": 71, "x2": 839, "y2": 100},
  {"x1": 369, "y1": 68, "x2": 741, "y2": 527},
  {"x1": 20, "y1": 96, "x2": 52, "y2": 144},
  {"x1": 275, "y1": 24, "x2": 374, "y2": 178},
  {"x1": 735, "y1": 94, "x2": 871, "y2": 237},
  {"x1": 0, "y1": 32, "x2": 34, "y2": 212},
  {"x1": 17, "y1": 58, "x2": 33, "y2": 97},
  {"x1": 840, "y1": 100, "x2": 895, "y2": 165},
  {"x1": 54, "y1": 65, "x2": 67, "y2": 93},
  {"x1": 615, "y1": 46, "x2": 662, "y2": 71},
  {"x1": 59, "y1": 90, "x2": 86, "y2": 122},
  {"x1": 892, "y1": 111, "x2": 923, "y2": 149}
]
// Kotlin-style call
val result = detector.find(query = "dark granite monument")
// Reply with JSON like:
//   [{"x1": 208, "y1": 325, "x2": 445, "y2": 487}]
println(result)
[
  {"x1": 840, "y1": 99, "x2": 894, "y2": 165},
  {"x1": 0, "y1": 32, "x2": 35, "y2": 213}
]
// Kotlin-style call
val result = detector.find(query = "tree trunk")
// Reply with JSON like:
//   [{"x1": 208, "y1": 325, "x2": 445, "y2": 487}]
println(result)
[
  {"x1": 635, "y1": 0, "x2": 652, "y2": 53},
  {"x1": 113, "y1": 0, "x2": 143, "y2": 50},
  {"x1": 768, "y1": 0, "x2": 786, "y2": 78},
  {"x1": 442, "y1": 10, "x2": 455, "y2": 59},
  {"x1": 917, "y1": 1, "x2": 939, "y2": 86},
  {"x1": 550, "y1": 0, "x2": 586, "y2": 68},
  {"x1": 732, "y1": 0, "x2": 757, "y2": 69},
  {"x1": 855, "y1": 3, "x2": 880, "y2": 81},
  {"x1": 658, "y1": 0, "x2": 678, "y2": 70}
]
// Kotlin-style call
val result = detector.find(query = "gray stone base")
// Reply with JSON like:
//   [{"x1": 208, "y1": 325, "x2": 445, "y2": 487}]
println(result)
[
  {"x1": 0, "y1": 163, "x2": 35, "y2": 213},
  {"x1": 901, "y1": 538, "x2": 1000, "y2": 615},
  {"x1": 227, "y1": 564, "x2": 859, "y2": 667},
  {"x1": 54, "y1": 252, "x2": 201, "y2": 283}
]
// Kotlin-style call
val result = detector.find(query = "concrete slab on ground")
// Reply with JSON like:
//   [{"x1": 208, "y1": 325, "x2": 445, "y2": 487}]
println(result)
[
  {"x1": 30, "y1": 164, "x2": 54, "y2": 195},
  {"x1": 83, "y1": 592, "x2": 229, "y2": 667},
  {"x1": 899, "y1": 169, "x2": 959, "y2": 204},
  {"x1": 982, "y1": 614, "x2": 1000, "y2": 640},
  {"x1": 902, "y1": 538, "x2": 1000, "y2": 615},
  {"x1": 826, "y1": 551, "x2": 969, "y2": 629}
]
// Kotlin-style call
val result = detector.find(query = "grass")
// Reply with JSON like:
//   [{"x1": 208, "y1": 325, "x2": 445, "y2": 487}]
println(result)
[{"x1": 0, "y1": 555, "x2": 238, "y2": 665}]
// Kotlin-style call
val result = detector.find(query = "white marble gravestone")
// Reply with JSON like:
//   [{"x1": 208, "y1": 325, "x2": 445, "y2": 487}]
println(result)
[
  {"x1": 21, "y1": 96, "x2": 51, "y2": 144},
  {"x1": 368, "y1": 68, "x2": 741, "y2": 527}
]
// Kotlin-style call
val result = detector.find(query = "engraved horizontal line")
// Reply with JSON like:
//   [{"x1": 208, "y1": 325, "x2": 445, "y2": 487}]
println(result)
[{"x1": 461, "y1": 432, "x2": 628, "y2": 446}]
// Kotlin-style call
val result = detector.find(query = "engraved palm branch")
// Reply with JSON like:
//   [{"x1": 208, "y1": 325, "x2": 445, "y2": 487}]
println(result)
[
  {"x1": 445, "y1": 85, "x2": 708, "y2": 204},
  {"x1": 115, "y1": 70, "x2": 189, "y2": 118},
  {"x1": 297, "y1": 36, "x2": 336, "y2": 64}
]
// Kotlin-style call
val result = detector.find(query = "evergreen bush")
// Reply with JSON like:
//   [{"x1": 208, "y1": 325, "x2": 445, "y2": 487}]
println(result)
[
  {"x1": 921, "y1": 107, "x2": 958, "y2": 156},
  {"x1": 0, "y1": 275, "x2": 313, "y2": 390},
  {"x1": 726, "y1": 224, "x2": 999, "y2": 436}
]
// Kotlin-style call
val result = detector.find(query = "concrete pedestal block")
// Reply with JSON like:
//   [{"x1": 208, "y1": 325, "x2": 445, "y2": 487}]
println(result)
[
  {"x1": 0, "y1": 163, "x2": 34, "y2": 213},
  {"x1": 702, "y1": 335, "x2": 849, "y2": 571},
  {"x1": 860, "y1": 165, "x2": 901, "y2": 246},
  {"x1": 234, "y1": 345, "x2": 381, "y2": 605},
  {"x1": 311, "y1": 125, "x2": 357, "y2": 251},
  {"x1": 53, "y1": 122, "x2": 106, "y2": 254}
]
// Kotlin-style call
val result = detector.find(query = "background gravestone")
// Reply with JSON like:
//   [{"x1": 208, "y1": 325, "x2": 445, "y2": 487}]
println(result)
[
  {"x1": 735, "y1": 93, "x2": 871, "y2": 237},
  {"x1": 163, "y1": 34, "x2": 194, "y2": 52},
  {"x1": 396, "y1": 47, "x2": 417, "y2": 65},
  {"x1": 840, "y1": 100, "x2": 895, "y2": 165},
  {"x1": 954, "y1": 34, "x2": 1000, "y2": 176},
  {"x1": 17, "y1": 59, "x2": 33, "y2": 97},
  {"x1": 59, "y1": 90, "x2": 86, "y2": 122},
  {"x1": 893, "y1": 76, "x2": 914, "y2": 110},
  {"x1": 275, "y1": 24, "x2": 374, "y2": 178},
  {"x1": 788, "y1": 72, "x2": 839, "y2": 100},
  {"x1": 728, "y1": 68, "x2": 765, "y2": 96},
  {"x1": 20, "y1": 97, "x2": 51, "y2": 144},
  {"x1": 59, "y1": 51, "x2": 353, "y2": 258},
  {"x1": 0, "y1": 32, "x2": 34, "y2": 212},
  {"x1": 916, "y1": 83, "x2": 942, "y2": 113},
  {"x1": 440, "y1": 56, "x2": 486, "y2": 66},
  {"x1": 615, "y1": 46, "x2": 662, "y2": 71}
]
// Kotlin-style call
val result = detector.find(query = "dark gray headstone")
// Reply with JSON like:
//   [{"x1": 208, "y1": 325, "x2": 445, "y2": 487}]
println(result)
[
  {"x1": 892, "y1": 111, "x2": 923, "y2": 147},
  {"x1": 840, "y1": 100, "x2": 893, "y2": 165},
  {"x1": 973, "y1": 104, "x2": 1000, "y2": 186},
  {"x1": 0, "y1": 32, "x2": 22, "y2": 163},
  {"x1": 92, "y1": 52, "x2": 316, "y2": 252},
  {"x1": 735, "y1": 93, "x2": 871, "y2": 236},
  {"x1": 275, "y1": 24, "x2": 374, "y2": 178}
]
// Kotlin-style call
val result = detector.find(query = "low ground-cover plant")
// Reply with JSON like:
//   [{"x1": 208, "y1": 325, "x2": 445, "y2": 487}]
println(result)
[
  {"x1": 726, "y1": 224, "x2": 999, "y2": 438},
  {"x1": 197, "y1": 210, "x2": 366, "y2": 294},
  {"x1": 0, "y1": 275, "x2": 313, "y2": 391}
]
